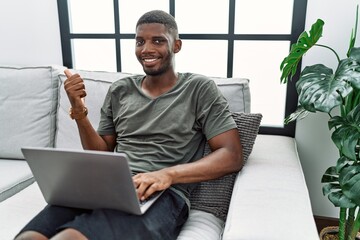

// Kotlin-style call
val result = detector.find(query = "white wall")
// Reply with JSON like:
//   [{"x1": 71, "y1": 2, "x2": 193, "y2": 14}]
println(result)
[
  {"x1": 0, "y1": 0, "x2": 357, "y2": 219},
  {"x1": 0, "y1": 0, "x2": 62, "y2": 65},
  {"x1": 296, "y1": 0, "x2": 360, "y2": 218}
]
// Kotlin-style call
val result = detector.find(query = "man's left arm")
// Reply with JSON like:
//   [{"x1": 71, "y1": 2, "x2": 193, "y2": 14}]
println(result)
[{"x1": 133, "y1": 128, "x2": 242, "y2": 201}]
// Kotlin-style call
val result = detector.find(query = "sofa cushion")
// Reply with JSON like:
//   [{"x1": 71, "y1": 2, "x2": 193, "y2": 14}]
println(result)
[
  {"x1": 0, "y1": 182, "x2": 46, "y2": 240},
  {"x1": 177, "y1": 210, "x2": 224, "y2": 240},
  {"x1": 0, "y1": 65, "x2": 63, "y2": 159},
  {"x1": 55, "y1": 70, "x2": 133, "y2": 149},
  {"x1": 0, "y1": 160, "x2": 34, "y2": 202},
  {"x1": 211, "y1": 77, "x2": 250, "y2": 113},
  {"x1": 222, "y1": 135, "x2": 319, "y2": 240},
  {"x1": 190, "y1": 112, "x2": 262, "y2": 221}
]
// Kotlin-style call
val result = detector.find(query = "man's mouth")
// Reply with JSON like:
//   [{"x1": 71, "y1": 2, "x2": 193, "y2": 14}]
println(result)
[
  {"x1": 143, "y1": 58, "x2": 157, "y2": 62},
  {"x1": 142, "y1": 57, "x2": 160, "y2": 66}
]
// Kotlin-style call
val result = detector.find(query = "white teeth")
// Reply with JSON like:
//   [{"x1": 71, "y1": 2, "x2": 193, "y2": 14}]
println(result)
[{"x1": 144, "y1": 58, "x2": 157, "y2": 62}]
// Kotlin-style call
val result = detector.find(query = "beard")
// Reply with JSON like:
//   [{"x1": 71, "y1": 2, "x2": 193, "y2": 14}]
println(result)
[{"x1": 143, "y1": 63, "x2": 169, "y2": 76}]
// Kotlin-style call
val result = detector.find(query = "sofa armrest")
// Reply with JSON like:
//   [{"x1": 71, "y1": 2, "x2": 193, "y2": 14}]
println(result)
[{"x1": 222, "y1": 135, "x2": 319, "y2": 240}]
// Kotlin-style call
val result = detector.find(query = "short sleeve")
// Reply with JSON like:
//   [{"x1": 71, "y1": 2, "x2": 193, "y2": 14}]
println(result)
[
  {"x1": 196, "y1": 79, "x2": 236, "y2": 140},
  {"x1": 97, "y1": 87, "x2": 116, "y2": 136}
]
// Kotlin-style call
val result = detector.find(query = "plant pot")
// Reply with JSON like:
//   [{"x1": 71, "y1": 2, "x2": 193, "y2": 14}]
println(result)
[{"x1": 320, "y1": 226, "x2": 360, "y2": 240}]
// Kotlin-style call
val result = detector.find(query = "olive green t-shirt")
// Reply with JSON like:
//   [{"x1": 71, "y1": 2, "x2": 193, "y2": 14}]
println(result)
[{"x1": 97, "y1": 72, "x2": 236, "y2": 205}]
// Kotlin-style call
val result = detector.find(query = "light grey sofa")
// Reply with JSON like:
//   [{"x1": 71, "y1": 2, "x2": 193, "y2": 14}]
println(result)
[{"x1": 0, "y1": 65, "x2": 319, "y2": 240}]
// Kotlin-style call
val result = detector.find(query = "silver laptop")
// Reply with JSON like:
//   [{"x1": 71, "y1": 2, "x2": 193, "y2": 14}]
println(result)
[{"x1": 21, "y1": 147, "x2": 163, "y2": 215}]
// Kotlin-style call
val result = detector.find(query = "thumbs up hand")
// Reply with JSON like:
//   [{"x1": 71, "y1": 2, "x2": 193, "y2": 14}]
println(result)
[{"x1": 64, "y1": 69, "x2": 86, "y2": 109}]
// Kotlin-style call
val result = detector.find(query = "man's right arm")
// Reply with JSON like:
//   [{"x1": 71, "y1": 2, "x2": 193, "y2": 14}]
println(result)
[
  {"x1": 72, "y1": 117, "x2": 116, "y2": 152},
  {"x1": 64, "y1": 69, "x2": 116, "y2": 152}
]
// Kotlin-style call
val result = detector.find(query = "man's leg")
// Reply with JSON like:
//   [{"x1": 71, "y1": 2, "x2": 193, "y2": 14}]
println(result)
[
  {"x1": 15, "y1": 231, "x2": 48, "y2": 240},
  {"x1": 16, "y1": 229, "x2": 88, "y2": 240},
  {"x1": 14, "y1": 205, "x2": 91, "y2": 240},
  {"x1": 59, "y1": 190, "x2": 188, "y2": 240},
  {"x1": 51, "y1": 228, "x2": 88, "y2": 240}
]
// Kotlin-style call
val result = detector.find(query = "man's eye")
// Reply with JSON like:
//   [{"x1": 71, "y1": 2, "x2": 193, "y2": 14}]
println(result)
[
  {"x1": 136, "y1": 40, "x2": 144, "y2": 46},
  {"x1": 153, "y1": 39, "x2": 163, "y2": 44}
]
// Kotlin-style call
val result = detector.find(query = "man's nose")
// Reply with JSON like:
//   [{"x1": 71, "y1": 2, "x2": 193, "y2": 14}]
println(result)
[{"x1": 141, "y1": 41, "x2": 154, "y2": 53}]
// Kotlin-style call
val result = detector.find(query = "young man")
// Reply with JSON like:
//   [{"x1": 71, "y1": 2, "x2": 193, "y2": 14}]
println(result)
[{"x1": 16, "y1": 10, "x2": 242, "y2": 240}]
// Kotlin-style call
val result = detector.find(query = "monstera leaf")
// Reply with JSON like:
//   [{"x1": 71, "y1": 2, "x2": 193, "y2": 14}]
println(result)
[
  {"x1": 329, "y1": 104, "x2": 360, "y2": 160},
  {"x1": 336, "y1": 155, "x2": 353, "y2": 173},
  {"x1": 345, "y1": 47, "x2": 360, "y2": 90},
  {"x1": 284, "y1": 106, "x2": 310, "y2": 124},
  {"x1": 339, "y1": 165, "x2": 360, "y2": 206},
  {"x1": 280, "y1": 19, "x2": 324, "y2": 83},
  {"x1": 322, "y1": 166, "x2": 357, "y2": 208},
  {"x1": 295, "y1": 52, "x2": 360, "y2": 113}
]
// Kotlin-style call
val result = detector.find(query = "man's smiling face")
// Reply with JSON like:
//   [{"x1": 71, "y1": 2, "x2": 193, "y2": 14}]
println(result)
[{"x1": 135, "y1": 23, "x2": 179, "y2": 76}]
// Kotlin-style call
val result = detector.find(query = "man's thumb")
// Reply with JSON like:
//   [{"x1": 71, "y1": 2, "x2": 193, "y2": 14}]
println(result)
[{"x1": 64, "y1": 69, "x2": 73, "y2": 78}]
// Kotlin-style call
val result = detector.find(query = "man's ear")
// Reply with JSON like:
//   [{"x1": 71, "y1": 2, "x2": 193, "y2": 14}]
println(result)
[{"x1": 173, "y1": 39, "x2": 182, "y2": 53}]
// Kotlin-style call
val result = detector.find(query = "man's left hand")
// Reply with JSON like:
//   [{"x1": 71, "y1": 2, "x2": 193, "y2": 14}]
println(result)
[{"x1": 132, "y1": 170, "x2": 173, "y2": 201}]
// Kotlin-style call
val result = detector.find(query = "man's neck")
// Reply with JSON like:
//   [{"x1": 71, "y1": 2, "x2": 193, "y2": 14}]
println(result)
[{"x1": 141, "y1": 71, "x2": 178, "y2": 98}]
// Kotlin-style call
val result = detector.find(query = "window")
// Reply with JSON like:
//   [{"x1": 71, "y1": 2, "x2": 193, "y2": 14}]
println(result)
[{"x1": 57, "y1": 0, "x2": 307, "y2": 136}]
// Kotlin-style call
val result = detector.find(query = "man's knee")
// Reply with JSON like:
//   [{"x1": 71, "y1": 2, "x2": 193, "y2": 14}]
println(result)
[
  {"x1": 51, "y1": 228, "x2": 88, "y2": 240},
  {"x1": 15, "y1": 231, "x2": 48, "y2": 240}
]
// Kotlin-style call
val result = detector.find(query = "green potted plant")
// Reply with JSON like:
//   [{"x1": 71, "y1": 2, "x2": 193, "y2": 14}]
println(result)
[{"x1": 280, "y1": 7, "x2": 360, "y2": 240}]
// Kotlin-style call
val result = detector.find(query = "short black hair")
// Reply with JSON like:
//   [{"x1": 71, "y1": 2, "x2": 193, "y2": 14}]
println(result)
[{"x1": 136, "y1": 10, "x2": 179, "y2": 38}]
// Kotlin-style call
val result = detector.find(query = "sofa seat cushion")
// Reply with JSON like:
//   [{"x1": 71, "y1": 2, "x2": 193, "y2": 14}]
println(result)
[
  {"x1": 0, "y1": 182, "x2": 46, "y2": 240},
  {"x1": 222, "y1": 135, "x2": 319, "y2": 240},
  {"x1": 0, "y1": 160, "x2": 34, "y2": 202},
  {"x1": 177, "y1": 210, "x2": 224, "y2": 240},
  {"x1": 0, "y1": 65, "x2": 63, "y2": 159}
]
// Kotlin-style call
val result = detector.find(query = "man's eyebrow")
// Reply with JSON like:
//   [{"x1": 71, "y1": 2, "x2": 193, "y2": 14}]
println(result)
[
  {"x1": 135, "y1": 36, "x2": 168, "y2": 40},
  {"x1": 152, "y1": 36, "x2": 168, "y2": 41}
]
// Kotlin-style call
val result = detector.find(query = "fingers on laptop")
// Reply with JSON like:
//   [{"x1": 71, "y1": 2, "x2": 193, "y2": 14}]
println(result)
[{"x1": 133, "y1": 173, "x2": 168, "y2": 201}]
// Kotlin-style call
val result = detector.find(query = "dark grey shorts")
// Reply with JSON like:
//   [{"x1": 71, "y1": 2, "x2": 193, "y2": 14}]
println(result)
[{"x1": 17, "y1": 190, "x2": 188, "y2": 240}]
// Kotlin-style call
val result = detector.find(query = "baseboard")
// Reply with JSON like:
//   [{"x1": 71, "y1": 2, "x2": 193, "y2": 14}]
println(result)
[{"x1": 314, "y1": 215, "x2": 339, "y2": 233}]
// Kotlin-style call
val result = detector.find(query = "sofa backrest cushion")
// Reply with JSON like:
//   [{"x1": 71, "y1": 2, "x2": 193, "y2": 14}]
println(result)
[
  {"x1": 55, "y1": 70, "x2": 251, "y2": 149},
  {"x1": 56, "y1": 70, "x2": 133, "y2": 149},
  {"x1": 190, "y1": 112, "x2": 262, "y2": 221},
  {"x1": 211, "y1": 77, "x2": 250, "y2": 113},
  {"x1": 0, "y1": 66, "x2": 63, "y2": 159}
]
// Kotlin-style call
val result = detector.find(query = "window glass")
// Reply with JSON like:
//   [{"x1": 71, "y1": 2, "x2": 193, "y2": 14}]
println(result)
[
  {"x1": 120, "y1": 39, "x2": 144, "y2": 74},
  {"x1": 68, "y1": 0, "x2": 114, "y2": 33},
  {"x1": 72, "y1": 39, "x2": 117, "y2": 72},
  {"x1": 175, "y1": 0, "x2": 229, "y2": 34},
  {"x1": 176, "y1": 40, "x2": 228, "y2": 77},
  {"x1": 118, "y1": 0, "x2": 169, "y2": 33},
  {"x1": 235, "y1": 0, "x2": 294, "y2": 34},
  {"x1": 233, "y1": 40, "x2": 290, "y2": 127}
]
